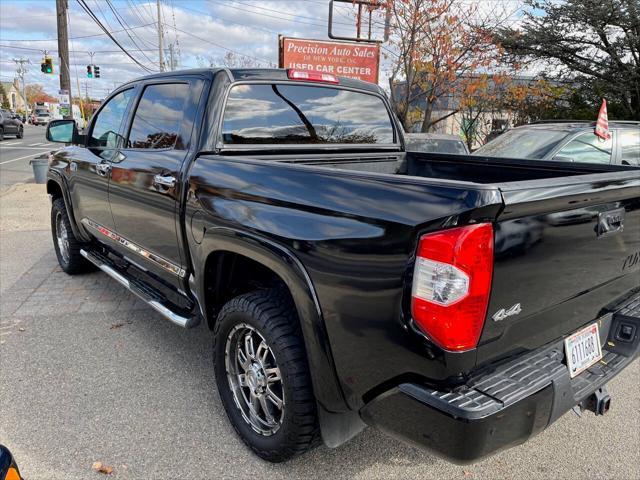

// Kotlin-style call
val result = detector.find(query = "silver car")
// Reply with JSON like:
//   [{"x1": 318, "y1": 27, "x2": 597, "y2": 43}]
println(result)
[{"x1": 473, "y1": 121, "x2": 639, "y2": 166}]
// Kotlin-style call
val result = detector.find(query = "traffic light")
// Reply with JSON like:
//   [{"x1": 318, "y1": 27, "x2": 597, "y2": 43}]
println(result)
[
  {"x1": 42, "y1": 57, "x2": 53, "y2": 74},
  {"x1": 94, "y1": 66, "x2": 100, "y2": 78},
  {"x1": 86, "y1": 65, "x2": 93, "y2": 78}
]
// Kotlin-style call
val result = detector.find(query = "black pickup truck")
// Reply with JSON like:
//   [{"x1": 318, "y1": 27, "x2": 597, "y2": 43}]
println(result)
[{"x1": 45, "y1": 68, "x2": 639, "y2": 464}]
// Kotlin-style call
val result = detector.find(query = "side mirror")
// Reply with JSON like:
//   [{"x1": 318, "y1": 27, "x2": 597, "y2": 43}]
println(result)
[{"x1": 46, "y1": 119, "x2": 79, "y2": 144}]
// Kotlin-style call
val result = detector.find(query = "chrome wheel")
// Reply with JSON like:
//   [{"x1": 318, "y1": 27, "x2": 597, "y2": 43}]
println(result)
[
  {"x1": 225, "y1": 323, "x2": 284, "y2": 436},
  {"x1": 55, "y1": 211, "x2": 70, "y2": 263}
]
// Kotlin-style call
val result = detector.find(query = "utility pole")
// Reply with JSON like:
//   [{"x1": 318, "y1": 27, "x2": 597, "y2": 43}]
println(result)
[
  {"x1": 12, "y1": 58, "x2": 28, "y2": 114},
  {"x1": 157, "y1": 0, "x2": 164, "y2": 72},
  {"x1": 56, "y1": 0, "x2": 72, "y2": 119},
  {"x1": 168, "y1": 43, "x2": 175, "y2": 71}
]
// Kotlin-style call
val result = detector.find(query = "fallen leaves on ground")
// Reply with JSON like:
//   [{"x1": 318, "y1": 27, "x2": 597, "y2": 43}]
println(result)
[
  {"x1": 91, "y1": 461, "x2": 114, "y2": 475},
  {"x1": 110, "y1": 323, "x2": 124, "y2": 329},
  {"x1": 463, "y1": 471, "x2": 474, "y2": 477}
]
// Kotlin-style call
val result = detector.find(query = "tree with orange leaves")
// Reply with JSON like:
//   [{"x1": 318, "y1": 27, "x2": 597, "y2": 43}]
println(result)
[
  {"x1": 385, "y1": 0, "x2": 515, "y2": 132},
  {"x1": 24, "y1": 84, "x2": 57, "y2": 107}
]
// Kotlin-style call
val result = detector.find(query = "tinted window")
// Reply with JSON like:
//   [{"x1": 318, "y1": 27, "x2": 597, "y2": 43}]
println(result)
[
  {"x1": 222, "y1": 84, "x2": 394, "y2": 145},
  {"x1": 473, "y1": 128, "x2": 568, "y2": 159},
  {"x1": 127, "y1": 83, "x2": 189, "y2": 149},
  {"x1": 554, "y1": 132, "x2": 613, "y2": 164},
  {"x1": 619, "y1": 129, "x2": 640, "y2": 166},
  {"x1": 90, "y1": 89, "x2": 134, "y2": 148}
]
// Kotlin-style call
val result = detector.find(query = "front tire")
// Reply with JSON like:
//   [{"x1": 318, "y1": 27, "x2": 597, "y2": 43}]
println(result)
[
  {"x1": 16, "y1": 126, "x2": 23, "y2": 138},
  {"x1": 51, "y1": 198, "x2": 94, "y2": 274},
  {"x1": 213, "y1": 289, "x2": 320, "y2": 462}
]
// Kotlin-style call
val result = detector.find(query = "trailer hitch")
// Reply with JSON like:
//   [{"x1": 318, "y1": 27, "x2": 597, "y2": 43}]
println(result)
[{"x1": 585, "y1": 386, "x2": 611, "y2": 416}]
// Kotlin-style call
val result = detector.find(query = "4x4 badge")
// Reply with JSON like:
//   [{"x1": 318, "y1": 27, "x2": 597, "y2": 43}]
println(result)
[{"x1": 493, "y1": 303, "x2": 522, "y2": 322}]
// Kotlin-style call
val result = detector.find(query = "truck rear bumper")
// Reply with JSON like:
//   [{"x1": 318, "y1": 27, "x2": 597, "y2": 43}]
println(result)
[{"x1": 360, "y1": 293, "x2": 640, "y2": 464}]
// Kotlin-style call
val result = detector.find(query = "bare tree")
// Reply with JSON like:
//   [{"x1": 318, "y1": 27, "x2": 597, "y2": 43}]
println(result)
[{"x1": 197, "y1": 51, "x2": 275, "y2": 69}]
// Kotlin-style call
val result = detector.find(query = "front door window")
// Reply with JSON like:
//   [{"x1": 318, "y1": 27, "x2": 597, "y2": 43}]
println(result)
[{"x1": 554, "y1": 132, "x2": 614, "y2": 164}]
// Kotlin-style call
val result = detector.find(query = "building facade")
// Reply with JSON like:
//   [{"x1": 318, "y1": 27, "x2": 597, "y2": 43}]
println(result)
[{"x1": 0, "y1": 79, "x2": 26, "y2": 112}]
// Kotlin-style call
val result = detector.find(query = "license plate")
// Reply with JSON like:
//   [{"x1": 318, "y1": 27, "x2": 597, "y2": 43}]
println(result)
[{"x1": 564, "y1": 323, "x2": 603, "y2": 378}]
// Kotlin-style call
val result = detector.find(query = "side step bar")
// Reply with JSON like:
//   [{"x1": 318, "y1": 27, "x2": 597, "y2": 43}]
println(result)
[{"x1": 80, "y1": 249, "x2": 200, "y2": 329}]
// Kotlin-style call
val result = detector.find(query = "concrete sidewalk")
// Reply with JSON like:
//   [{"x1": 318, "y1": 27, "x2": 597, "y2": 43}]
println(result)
[{"x1": 1, "y1": 183, "x2": 639, "y2": 480}]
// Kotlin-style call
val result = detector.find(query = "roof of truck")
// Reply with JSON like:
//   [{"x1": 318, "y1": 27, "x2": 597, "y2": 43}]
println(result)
[{"x1": 122, "y1": 68, "x2": 384, "y2": 94}]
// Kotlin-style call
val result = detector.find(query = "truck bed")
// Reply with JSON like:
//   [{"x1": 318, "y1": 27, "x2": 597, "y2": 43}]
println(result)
[
  {"x1": 238, "y1": 150, "x2": 632, "y2": 184},
  {"x1": 192, "y1": 150, "x2": 639, "y2": 401}
]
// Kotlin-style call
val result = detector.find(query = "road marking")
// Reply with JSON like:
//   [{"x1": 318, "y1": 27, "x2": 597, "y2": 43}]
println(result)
[
  {"x1": 0, "y1": 146, "x2": 52, "y2": 150},
  {"x1": 29, "y1": 142, "x2": 44, "y2": 146},
  {"x1": 0, "y1": 151, "x2": 47, "y2": 165},
  {"x1": 2, "y1": 141, "x2": 22, "y2": 146}
]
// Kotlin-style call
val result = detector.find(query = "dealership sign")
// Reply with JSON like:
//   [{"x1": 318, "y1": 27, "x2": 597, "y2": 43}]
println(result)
[{"x1": 279, "y1": 37, "x2": 380, "y2": 84}]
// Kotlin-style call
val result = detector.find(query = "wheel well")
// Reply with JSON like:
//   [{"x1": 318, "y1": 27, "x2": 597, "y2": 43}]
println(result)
[
  {"x1": 203, "y1": 251, "x2": 292, "y2": 329},
  {"x1": 47, "y1": 180, "x2": 63, "y2": 199}
]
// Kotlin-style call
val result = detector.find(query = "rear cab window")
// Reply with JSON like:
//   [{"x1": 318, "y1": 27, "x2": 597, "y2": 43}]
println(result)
[{"x1": 221, "y1": 83, "x2": 395, "y2": 146}]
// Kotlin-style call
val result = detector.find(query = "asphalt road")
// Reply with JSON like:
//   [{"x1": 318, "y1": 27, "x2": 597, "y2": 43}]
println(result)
[
  {"x1": 0, "y1": 182, "x2": 639, "y2": 480},
  {"x1": 0, "y1": 125, "x2": 56, "y2": 190}
]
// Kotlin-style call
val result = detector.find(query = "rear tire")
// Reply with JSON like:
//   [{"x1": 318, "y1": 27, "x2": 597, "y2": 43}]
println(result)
[
  {"x1": 51, "y1": 197, "x2": 94, "y2": 274},
  {"x1": 0, "y1": 128, "x2": 4, "y2": 141},
  {"x1": 213, "y1": 288, "x2": 320, "y2": 462}
]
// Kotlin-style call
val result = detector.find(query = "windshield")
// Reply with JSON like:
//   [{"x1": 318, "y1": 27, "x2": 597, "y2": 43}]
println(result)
[
  {"x1": 222, "y1": 84, "x2": 395, "y2": 145},
  {"x1": 473, "y1": 128, "x2": 569, "y2": 159},
  {"x1": 406, "y1": 137, "x2": 467, "y2": 154}
]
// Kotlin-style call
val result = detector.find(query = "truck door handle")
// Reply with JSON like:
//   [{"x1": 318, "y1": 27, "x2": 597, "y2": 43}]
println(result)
[
  {"x1": 95, "y1": 162, "x2": 111, "y2": 176},
  {"x1": 153, "y1": 174, "x2": 176, "y2": 189}
]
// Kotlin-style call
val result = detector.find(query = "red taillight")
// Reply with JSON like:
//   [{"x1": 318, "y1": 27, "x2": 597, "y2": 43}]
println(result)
[
  {"x1": 287, "y1": 69, "x2": 339, "y2": 84},
  {"x1": 411, "y1": 223, "x2": 493, "y2": 351}
]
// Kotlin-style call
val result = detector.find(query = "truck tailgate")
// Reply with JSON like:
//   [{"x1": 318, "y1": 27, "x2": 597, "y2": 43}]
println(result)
[{"x1": 477, "y1": 171, "x2": 640, "y2": 365}]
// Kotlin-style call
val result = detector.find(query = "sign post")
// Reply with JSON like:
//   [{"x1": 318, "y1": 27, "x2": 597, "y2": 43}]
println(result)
[{"x1": 279, "y1": 36, "x2": 380, "y2": 84}]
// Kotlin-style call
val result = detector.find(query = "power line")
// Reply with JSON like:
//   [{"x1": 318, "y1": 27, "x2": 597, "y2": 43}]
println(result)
[
  {"x1": 212, "y1": 0, "x2": 354, "y2": 27},
  {"x1": 166, "y1": 24, "x2": 274, "y2": 66},
  {"x1": 208, "y1": 0, "x2": 330, "y2": 29},
  {"x1": 0, "y1": 44, "x2": 158, "y2": 55},
  {"x1": 2, "y1": 21, "x2": 157, "y2": 42},
  {"x1": 76, "y1": 0, "x2": 156, "y2": 72},
  {"x1": 104, "y1": 0, "x2": 158, "y2": 64}
]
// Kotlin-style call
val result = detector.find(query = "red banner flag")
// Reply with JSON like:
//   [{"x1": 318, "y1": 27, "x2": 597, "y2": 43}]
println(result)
[{"x1": 594, "y1": 99, "x2": 610, "y2": 139}]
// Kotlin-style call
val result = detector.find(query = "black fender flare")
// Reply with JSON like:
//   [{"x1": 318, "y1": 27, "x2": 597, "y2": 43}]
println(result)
[
  {"x1": 193, "y1": 227, "x2": 364, "y2": 444},
  {"x1": 46, "y1": 171, "x2": 91, "y2": 242}
]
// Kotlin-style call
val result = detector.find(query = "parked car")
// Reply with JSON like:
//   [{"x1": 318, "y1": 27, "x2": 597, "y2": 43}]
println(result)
[
  {"x1": 44, "y1": 68, "x2": 639, "y2": 464},
  {"x1": 0, "y1": 109, "x2": 24, "y2": 141},
  {"x1": 405, "y1": 132, "x2": 469, "y2": 154},
  {"x1": 473, "y1": 121, "x2": 640, "y2": 166},
  {"x1": 32, "y1": 111, "x2": 51, "y2": 126}
]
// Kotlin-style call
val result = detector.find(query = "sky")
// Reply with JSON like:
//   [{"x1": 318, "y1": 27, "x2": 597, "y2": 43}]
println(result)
[{"x1": 0, "y1": 0, "x2": 525, "y2": 101}]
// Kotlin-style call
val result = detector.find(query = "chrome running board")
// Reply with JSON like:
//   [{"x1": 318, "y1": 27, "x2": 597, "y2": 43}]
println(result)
[{"x1": 80, "y1": 249, "x2": 199, "y2": 329}]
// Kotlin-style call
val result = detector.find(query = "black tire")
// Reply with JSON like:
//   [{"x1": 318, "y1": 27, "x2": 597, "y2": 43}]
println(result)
[
  {"x1": 0, "y1": 128, "x2": 4, "y2": 141},
  {"x1": 213, "y1": 288, "x2": 320, "y2": 462},
  {"x1": 16, "y1": 126, "x2": 23, "y2": 139},
  {"x1": 51, "y1": 197, "x2": 94, "y2": 274}
]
